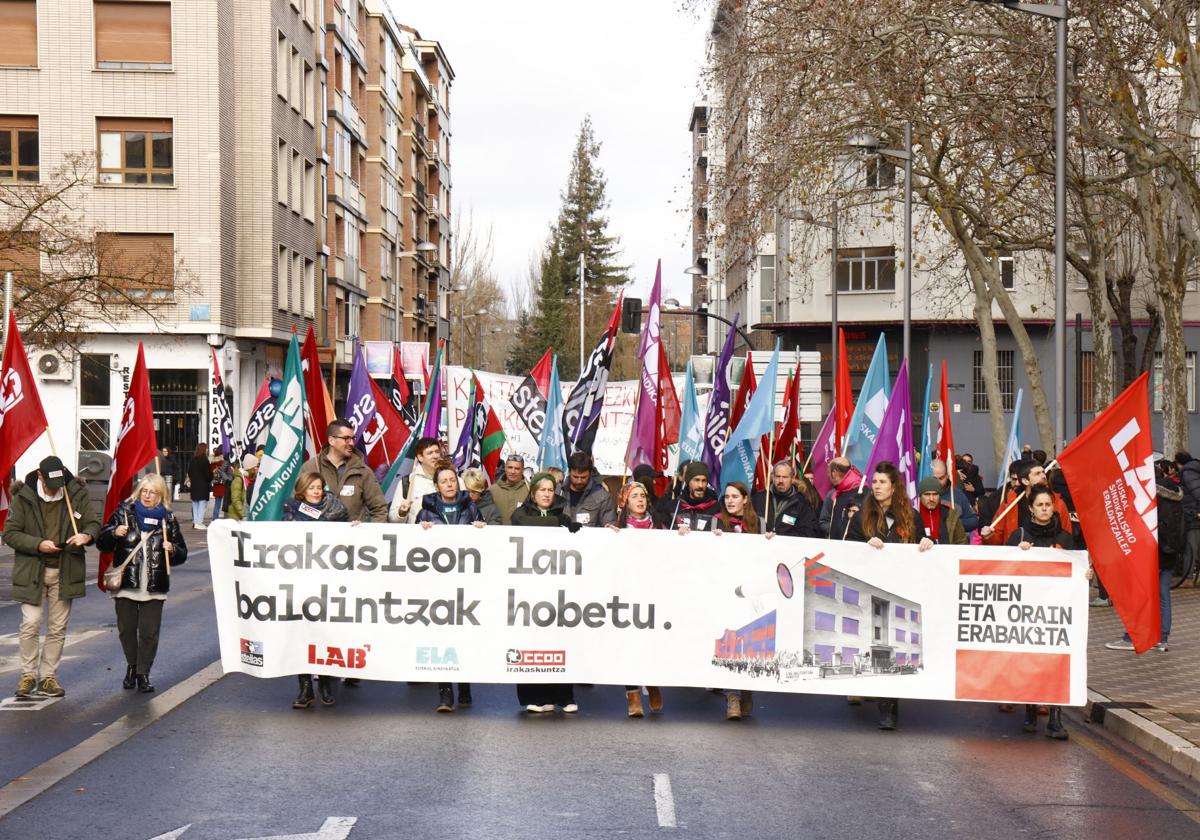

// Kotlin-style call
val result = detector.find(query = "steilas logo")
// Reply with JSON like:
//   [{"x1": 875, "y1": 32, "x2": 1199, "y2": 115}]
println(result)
[
  {"x1": 505, "y1": 649, "x2": 566, "y2": 673},
  {"x1": 239, "y1": 638, "x2": 264, "y2": 667},
  {"x1": 308, "y1": 643, "x2": 370, "y2": 669}
]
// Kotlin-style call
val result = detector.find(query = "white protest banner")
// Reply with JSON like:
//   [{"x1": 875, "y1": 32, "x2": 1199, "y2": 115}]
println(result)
[
  {"x1": 208, "y1": 521, "x2": 1089, "y2": 705},
  {"x1": 446, "y1": 367, "x2": 694, "y2": 476}
]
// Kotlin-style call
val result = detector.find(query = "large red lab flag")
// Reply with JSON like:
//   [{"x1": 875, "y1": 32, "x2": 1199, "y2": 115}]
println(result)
[
  {"x1": 98, "y1": 343, "x2": 159, "y2": 590},
  {"x1": 1057, "y1": 373, "x2": 1160, "y2": 653},
  {"x1": 773, "y1": 366, "x2": 802, "y2": 467},
  {"x1": 936, "y1": 360, "x2": 955, "y2": 488},
  {"x1": 301, "y1": 325, "x2": 334, "y2": 458},
  {"x1": 0, "y1": 313, "x2": 49, "y2": 528}
]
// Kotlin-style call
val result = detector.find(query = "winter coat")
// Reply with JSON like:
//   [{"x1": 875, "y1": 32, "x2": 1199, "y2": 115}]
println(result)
[
  {"x1": 187, "y1": 456, "x2": 212, "y2": 501},
  {"x1": 826, "y1": 491, "x2": 866, "y2": 540},
  {"x1": 97, "y1": 501, "x2": 189, "y2": 594},
  {"x1": 753, "y1": 487, "x2": 821, "y2": 538},
  {"x1": 668, "y1": 487, "x2": 721, "y2": 532},
  {"x1": 490, "y1": 477, "x2": 529, "y2": 525},
  {"x1": 562, "y1": 477, "x2": 617, "y2": 528},
  {"x1": 5, "y1": 470, "x2": 101, "y2": 605},
  {"x1": 1178, "y1": 458, "x2": 1200, "y2": 530},
  {"x1": 1006, "y1": 516, "x2": 1075, "y2": 550},
  {"x1": 916, "y1": 504, "x2": 968, "y2": 545},
  {"x1": 983, "y1": 486, "x2": 1072, "y2": 547},
  {"x1": 281, "y1": 494, "x2": 350, "y2": 522},
  {"x1": 846, "y1": 505, "x2": 922, "y2": 545},
  {"x1": 474, "y1": 489, "x2": 503, "y2": 525},
  {"x1": 1156, "y1": 477, "x2": 1187, "y2": 571},
  {"x1": 225, "y1": 468, "x2": 252, "y2": 521},
  {"x1": 416, "y1": 491, "x2": 484, "y2": 526},
  {"x1": 940, "y1": 485, "x2": 979, "y2": 532},
  {"x1": 388, "y1": 468, "x2": 438, "y2": 524},
  {"x1": 510, "y1": 496, "x2": 580, "y2": 531},
  {"x1": 302, "y1": 447, "x2": 388, "y2": 523}
]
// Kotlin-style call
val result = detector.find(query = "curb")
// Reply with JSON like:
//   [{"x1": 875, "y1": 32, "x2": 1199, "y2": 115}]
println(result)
[{"x1": 1086, "y1": 688, "x2": 1200, "y2": 781}]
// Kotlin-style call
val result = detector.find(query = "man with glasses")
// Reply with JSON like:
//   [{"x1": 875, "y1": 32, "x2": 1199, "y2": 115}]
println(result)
[{"x1": 301, "y1": 419, "x2": 388, "y2": 524}]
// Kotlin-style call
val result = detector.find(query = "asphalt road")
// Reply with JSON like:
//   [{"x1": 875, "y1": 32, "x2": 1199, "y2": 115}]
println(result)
[{"x1": 1, "y1": 542, "x2": 1198, "y2": 840}]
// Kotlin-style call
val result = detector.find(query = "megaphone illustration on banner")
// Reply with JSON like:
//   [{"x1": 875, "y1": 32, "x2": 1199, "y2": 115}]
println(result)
[{"x1": 734, "y1": 552, "x2": 833, "y2": 605}]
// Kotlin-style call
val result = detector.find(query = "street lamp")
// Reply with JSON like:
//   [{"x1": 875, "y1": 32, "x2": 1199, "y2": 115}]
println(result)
[
  {"x1": 848, "y1": 123, "x2": 913, "y2": 364},
  {"x1": 470, "y1": 307, "x2": 488, "y2": 368},
  {"x1": 971, "y1": 0, "x2": 1069, "y2": 452},
  {"x1": 663, "y1": 297, "x2": 755, "y2": 351},
  {"x1": 789, "y1": 202, "x2": 839, "y2": 389}
]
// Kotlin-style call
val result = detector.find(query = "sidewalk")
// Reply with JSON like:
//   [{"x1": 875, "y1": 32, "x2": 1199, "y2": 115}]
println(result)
[{"x1": 1085, "y1": 583, "x2": 1200, "y2": 781}]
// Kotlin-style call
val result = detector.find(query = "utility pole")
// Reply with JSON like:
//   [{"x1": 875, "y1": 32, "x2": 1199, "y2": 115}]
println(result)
[{"x1": 578, "y1": 252, "x2": 585, "y2": 372}]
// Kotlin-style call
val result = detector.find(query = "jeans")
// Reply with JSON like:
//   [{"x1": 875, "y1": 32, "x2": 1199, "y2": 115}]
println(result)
[
  {"x1": 18, "y1": 567, "x2": 73, "y2": 678},
  {"x1": 191, "y1": 499, "x2": 207, "y2": 525},
  {"x1": 212, "y1": 495, "x2": 224, "y2": 520},
  {"x1": 1123, "y1": 569, "x2": 1172, "y2": 643}
]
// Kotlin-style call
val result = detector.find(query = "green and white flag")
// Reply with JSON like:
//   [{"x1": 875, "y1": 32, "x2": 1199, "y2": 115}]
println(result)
[{"x1": 249, "y1": 334, "x2": 307, "y2": 521}]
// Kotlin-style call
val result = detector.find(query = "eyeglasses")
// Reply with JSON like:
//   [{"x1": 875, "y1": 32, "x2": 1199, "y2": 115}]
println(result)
[{"x1": 330, "y1": 435, "x2": 355, "y2": 442}]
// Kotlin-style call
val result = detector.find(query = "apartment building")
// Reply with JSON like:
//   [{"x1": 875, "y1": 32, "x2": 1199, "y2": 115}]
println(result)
[
  {"x1": 696, "y1": 1, "x2": 1200, "y2": 466},
  {"x1": 688, "y1": 104, "x2": 709, "y2": 357}
]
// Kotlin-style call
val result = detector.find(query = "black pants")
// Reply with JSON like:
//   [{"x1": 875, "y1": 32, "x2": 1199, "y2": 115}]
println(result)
[
  {"x1": 114, "y1": 598, "x2": 164, "y2": 675},
  {"x1": 516, "y1": 684, "x2": 574, "y2": 706}
]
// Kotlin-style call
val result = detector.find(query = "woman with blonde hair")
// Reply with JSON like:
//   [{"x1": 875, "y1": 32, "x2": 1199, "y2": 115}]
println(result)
[{"x1": 97, "y1": 474, "x2": 188, "y2": 693}]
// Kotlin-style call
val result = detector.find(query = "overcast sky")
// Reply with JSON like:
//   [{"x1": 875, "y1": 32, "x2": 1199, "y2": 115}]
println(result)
[{"x1": 399, "y1": 2, "x2": 710, "y2": 310}]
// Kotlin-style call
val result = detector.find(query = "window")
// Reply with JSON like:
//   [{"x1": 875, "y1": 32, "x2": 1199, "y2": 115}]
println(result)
[
  {"x1": 96, "y1": 232, "x2": 174, "y2": 298},
  {"x1": 812, "y1": 577, "x2": 835, "y2": 598},
  {"x1": 303, "y1": 258, "x2": 315, "y2": 317},
  {"x1": 909, "y1": 609, "x2": 918, "y2": 622},
  {"x1": 894, "y1": 605, "x2": 905, "y2": 619},
  {"x1": 814, "y1": 611, "x2": 836, "y2": 632},
  {"x1": 94, "y1": 1, "x2": 171, "y2": 69},
  {"x1": 303, "y1": 62, "x2": 315, "y2": 124},
  {"x1": 865, "y1": 155, "x2": 895, "y2": 189},
  {"x1": 911, "y1": 632, "x2": 919, "y2": 644},
  {"x1": 0, "y1": 115, "x2": 38, "y2": 182},
  {"x1": 972, "y1": 349, "x2": 1016, "y2": 412},
  {"x1": 813, "y1": 644, "x2": 835, "y2": 665},
  {"x1": 0, "y1": 0, "x2": 38, "y2": 67},
  {"x1": 1153, "y1": 351, "x2": 1197, "y2": 413},
  {"x1": 291, "y1": 251, "x2": 301, "y2": 314},
  {"x1": 842, "y1": 617, "x2": 859, "y2": 635},
  {"x1": 276, "y1": 140, "x2": 287, "y2": 205},
  {"x1": 895, "y1": 628, "x2": 906, "y2": 643},
  {"x1": 842, "y1": 586, "x2": 859, "y2": 606},
  {"x1": 80, "y1": 418, "x2": 111, "y2": 450},
  {"x1": 290, "y1": 149, "x2": 301, "y2": 213},
  {"x1": 98, "y1": 118, "x2": 172, "y2": 185},
  {"x1": 277, "y1": 246, "x2": 288, "y2": 310},
  {"x1": 0, "y1": 231, "x2": 39, "y2": 284},
  {"x1": 992, "y1": 250, "x2": 1014, "y2": 290},
  {"x1": 80, "y1": 354, "x2": 113, "y2": 406},
  {"x1": 276, "y1": 32, "x2": 287, "y2": 100},
  {"x1": 836, "y1": 246, "x2": 895, "y2": 292},
  {"x1": 759, "y1": 254, "x2": 774, "y2": 323},
  {"x1": 841, "y1": 646, "x2": 859, "y2": 662},
  {"x1": 303, "y1": 160, "x2": 315, "y2": 221},
  {"x1": 290, "y1": 46, "x2": 301, "y2": 112}
]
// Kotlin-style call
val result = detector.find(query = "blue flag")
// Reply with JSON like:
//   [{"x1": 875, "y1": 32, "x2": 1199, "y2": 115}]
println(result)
[
  {"x1": 844, "y1": 334, "x2": 891, "y2": 470},
  {"x1": 720, "y1": 340, "x2": 780, "y2": 490},
  {"x1": 917, "y1": 363, "x2": 936, "y2": 481},
  {"x1": 538, "y1": 355, "x2": 567, "y2": 472},
  {"x1": 997, "y1": 388, "x2": 1024, "y2": 491},
  {"x1": 677, "y1": 360, "x2": 704, "y2": 465}
]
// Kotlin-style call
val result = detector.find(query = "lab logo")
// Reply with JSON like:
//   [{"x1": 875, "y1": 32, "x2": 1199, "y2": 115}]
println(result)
[
  {"x1": 415, "y1": 646, "x2": 460, "y2": 671},
  {"x1": 239, "y1": 638, "x2": 264, "y2": 667},
  {"x1": 505, "y1": 649, "x2": 566, "y2": 673},
  {"x1": 307, "y1": 643, "x2": 369, "y2": 669}
]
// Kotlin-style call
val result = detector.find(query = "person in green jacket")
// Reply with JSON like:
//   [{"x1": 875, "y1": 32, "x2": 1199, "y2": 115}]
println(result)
[
  {"x1": 224, "y1": 454, "x2": 259, "y2": 521},
  {"x1": 4, "y1": 456, "x2": 101, "y2": 699}
]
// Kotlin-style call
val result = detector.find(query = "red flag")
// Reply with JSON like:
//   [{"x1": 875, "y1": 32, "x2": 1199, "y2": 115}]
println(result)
[
  {"x1": 531, "y1": 348, "x2": 554, "y2": 397},
  {"x1": 773, "y1": 367, "x2": 801, "y2": 466},
  {"x1": 98, "y1": 343, "x2": 159, "y2": 591},
  {"x1": 730, "y1": 351, "x2": 756, "y2": 430},
  {"x1": 1057, "y1": 373, "x2": 1161, "y2": 653},
  {"x1": 654, "y1": 341, "x2": 681, "y2": 476},
  {"x1": 363, "y1": 376, "x2": 411, "y2": 472},
  {"x1": 936, "y1": 360, "x2": 955, "y2": 488},
  {"x1": 301, "y1": 325, "x2": 334, "y2": 457},
  {"x1": 0, "y1": 313, "x2": 49, "y2": 528},
  {"x1": 835, "y1": 328, "x2": 852, "y2": 454}
]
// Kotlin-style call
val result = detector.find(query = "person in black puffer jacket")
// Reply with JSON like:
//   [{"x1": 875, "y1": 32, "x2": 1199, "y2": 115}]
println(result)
[
  {"x1": 1007, "y1": 485, "x2": 1074, "y2": 741},
  {"x1": 97, "y1": 474, "x2": 188, "y2": 694},
  {"x1": 753, "y1": 460, "x2": 821, "y2": 538}
]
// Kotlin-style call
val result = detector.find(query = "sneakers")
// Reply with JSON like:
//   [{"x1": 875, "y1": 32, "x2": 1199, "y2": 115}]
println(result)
[
  {"x1": 1155, "y1": 641, "x2": 1169, "y2": 652},
  {"x1": 436, "y1": 687, "x2": 454, "y2": 713},
  {"x1": 1104, "y1": 638, "x2": 1135, "y2": 651},
  {"x1": 38, "y1": 676, "x2": 65, "y2": 697},
  {"x1": 194, "y1": 523, "x2": 208, "y2": 530},
  {"x1": 525, "y1": 704, "x2": 554, "y2": 713},
  {"x1": 562, "y1": 703, "x2": 579, "y2": 714},
  {"x1": 1090, "y1": 597, "x2": 1112, "y2": 607},
  {"x1": 15, "y1": 674, "x2": 36, "y2": 698}
]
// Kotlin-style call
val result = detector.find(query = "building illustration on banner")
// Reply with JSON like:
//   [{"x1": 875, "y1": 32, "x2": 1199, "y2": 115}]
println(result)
[{"x1": 711, "y1": 552, "x2": 924, "y2": 683}]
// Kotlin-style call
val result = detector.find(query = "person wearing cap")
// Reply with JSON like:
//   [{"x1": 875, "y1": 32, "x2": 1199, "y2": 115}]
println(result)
[
  {"x1": 4, "y1": 456, "x2": 101, "y2": 699},
  {"x1": 916, "y1": 476, "x2": 968, "y2": 547},
  {"x1": 489, "y1": 453, "x2": 529, "y2": 525},
  {"x1": 224, "y1": 454, "x2": 259, "y2": 522},
  {"x1": 670, "y1": 461, "x2": 720, "y2": 532}
]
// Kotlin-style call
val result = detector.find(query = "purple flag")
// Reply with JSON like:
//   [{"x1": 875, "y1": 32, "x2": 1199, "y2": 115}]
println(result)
[
  {"x1": 865, "y1": 359, "x2": 917, "y2": 501},
  {"x1": 624, "y1": 261, "x2": 662, "y2": 470},
  {"x1": 810, "y1": 404, "x2": 839, "y2": 498},
  {"x1": 698, "y1": 313, "x2": 739, "y2": 484},
  {"x1": 344, "y1": 343, "x2": 377, "y2": 447}
]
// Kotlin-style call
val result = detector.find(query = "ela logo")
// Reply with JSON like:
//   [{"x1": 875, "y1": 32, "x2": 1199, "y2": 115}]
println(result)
[
  {"x1": 307, "y1": 643, "x2": 369, "y2": 669},
  {"x1": 416, "y1": 647, "x2": 459, "y2": 666}
]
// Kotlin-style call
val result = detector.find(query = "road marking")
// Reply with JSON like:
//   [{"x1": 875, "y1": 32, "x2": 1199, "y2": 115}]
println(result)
[
  {"x1": 0, "y1": 629, "x2": 108, "y2": 673},
  {"x1": 239, "y1": 816, "x2": 358, "y2": 840},
  {"x1": 0, "y1": 696, "x2": 63, "y2": 711},
  {"x1": 148, "y1": 826, "x2": 193, "y2": 840},
  {"x1": 0, "y1": 659, "x2": 225, "y2": 819},
  {"x1": 653, "y1": 773, "x2": 677, "y2": 828},
  {"x1": 1070, "y1": 723, "x2": 1200, "y2": 826}
]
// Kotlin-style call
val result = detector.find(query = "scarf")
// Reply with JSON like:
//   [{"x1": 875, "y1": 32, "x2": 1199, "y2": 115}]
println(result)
[
  {"x1": 133, "y1": 499, "x2": 168, "y2": 532},
  {"x1": 834, "y1": 467, "x2": 863, "y2": 498},
  {"x1": 722, "y1": 513, "x2": 746, "y2": 533},
  {"x1": 919, "y1": 505, "x2": 942, "y2": 542},
  {"x1": 624, "y1": 514, "x2": 655, "y2": 530}
]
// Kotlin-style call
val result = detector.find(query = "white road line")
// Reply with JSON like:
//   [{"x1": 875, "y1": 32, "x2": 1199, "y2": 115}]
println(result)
[
  {"x1": 0, "y1": 659, "x2": 225, "y2": 819},
  {"x1": 653, "y1": 773, "x2": 677, "y2": 829},
  {"x1": 237, "y1": 816, "x2": 357, "y2": 840},
  {"x1": 148, "y1": 825, "x2": 193, "y2": 840},
  {"x1": 0, "y1": 629, "x2": 108, "y2": 673}
]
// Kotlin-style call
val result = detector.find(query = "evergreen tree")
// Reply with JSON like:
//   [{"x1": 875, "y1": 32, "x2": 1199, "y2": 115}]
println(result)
[{"x1": 505, "y1": 307, "x2": 539, "y2": 375}]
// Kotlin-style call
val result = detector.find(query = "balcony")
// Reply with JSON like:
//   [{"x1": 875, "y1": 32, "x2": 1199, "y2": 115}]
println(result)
[
  {"x1": 332, "y1": 89, "x2": 367, "y2": 142},
  {"x1": 413, "y1": 179, "x2": 428, "y2": 210},
  {"x1": 427, "y1": 196, "x2": 439, "y2": 215},
  {"x1": 412, "y1": 120, "x2": 428, "y2": 154}
]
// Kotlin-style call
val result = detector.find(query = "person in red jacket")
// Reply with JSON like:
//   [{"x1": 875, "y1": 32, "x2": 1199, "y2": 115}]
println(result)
[{"x1": 979, "y1": 460, "x2": 1070, "y2": 546}]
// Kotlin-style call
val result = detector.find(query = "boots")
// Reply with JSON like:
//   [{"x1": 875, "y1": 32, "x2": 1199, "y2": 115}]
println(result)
[
  {"x1": 293, "y1": 676, "x2": 314, "y2": 709},
  {"x1": 726, "y1": 691, "x2": 742, "y2": 720},
  {"x1": 878, "y1": 699, "x2": 898, "y2": 730},
  {"x1": 457, "y1": 684, "x2": 472, "y2": 707},
  {"x1": 136, "y1": 674, "x2": 155, "y2": 694},
  {"x1": 1023, "y1": 705, "x2": 1038, "y2": 733},
  {"x1": 122, "y1": 665, "x2": 136, "y2": 690},
  {"x1": 1046, "y1": 706, "x2": 1069, "y2": 740},
  {"x1": 627, "y1": 690, "x2": 645, "y2": 718},
  {"x1": 740, "y1": 690, "x2": 753, "y2": 716},
  {"x1": 317, "y1": 676, "x2": 335, "y2": 706},
  {"x1": 647, "y1": 686, "x2": 663, "y2": 713}
]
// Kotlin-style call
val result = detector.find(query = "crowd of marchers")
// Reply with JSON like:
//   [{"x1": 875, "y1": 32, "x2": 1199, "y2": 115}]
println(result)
[{"x1": 8, "y1": 424, "x2": 1191, "y2": 739}]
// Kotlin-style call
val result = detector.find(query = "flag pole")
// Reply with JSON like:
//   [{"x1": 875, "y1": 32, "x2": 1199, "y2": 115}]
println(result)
[
  {"x1": 44, "y1": 429, "x2": 79, "y2": 537},
  {"x1": 988, "y1": 459, "x2": 1059, "y2": 528}
]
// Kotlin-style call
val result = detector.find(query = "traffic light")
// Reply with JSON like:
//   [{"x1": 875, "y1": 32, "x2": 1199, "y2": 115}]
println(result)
[{"x1": 621, "y1": 297, "x2": 643, "y2": 334}]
